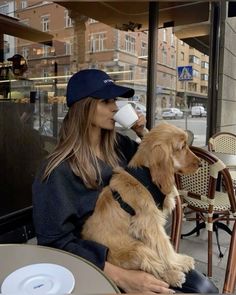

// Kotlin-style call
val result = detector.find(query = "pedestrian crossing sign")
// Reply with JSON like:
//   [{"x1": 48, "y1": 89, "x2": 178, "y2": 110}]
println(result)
[{"x1": 177, "y1": 66, "x2": 193, "y2": 81}]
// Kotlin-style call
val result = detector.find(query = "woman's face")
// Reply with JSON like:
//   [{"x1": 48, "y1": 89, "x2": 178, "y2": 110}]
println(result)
[{"x1": 92, "y1": 99, "x2": 118, "y2": 130}]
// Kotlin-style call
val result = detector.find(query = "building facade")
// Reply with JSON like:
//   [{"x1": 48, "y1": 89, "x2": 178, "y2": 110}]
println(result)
[{"x1": 0, "y1": 0, "x2": 209, "y2": 114}]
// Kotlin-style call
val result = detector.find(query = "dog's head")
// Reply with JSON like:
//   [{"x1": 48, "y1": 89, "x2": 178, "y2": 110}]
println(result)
[{"x1": 130, "y1": 123, "x2": 201, "y2": 194}]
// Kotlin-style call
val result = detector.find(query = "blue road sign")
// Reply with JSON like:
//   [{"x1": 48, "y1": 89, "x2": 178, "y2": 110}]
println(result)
[{"x1": 177, "y1": 66, "x2": 193, "y2": 81}]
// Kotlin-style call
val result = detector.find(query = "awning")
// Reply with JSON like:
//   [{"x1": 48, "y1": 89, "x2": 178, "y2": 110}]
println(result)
[
  {"x1": 174, "y1": 2, "x2": 236, "y2": 55},
  {"x1": 55, "y1": 1, "x2": 209, "y2": 31},
  {"x1": 174, "y1": 22, "x2": 210, "y2": 55},
  {"x1": 0, "y1": 14, "x2": 53, "y2": 46},
  {"x1": 55, "y1": 1, "x2": 210, "y2": 55},
  {"x1": 177, "y1": 92, "x2": 207, "y2": 100}
]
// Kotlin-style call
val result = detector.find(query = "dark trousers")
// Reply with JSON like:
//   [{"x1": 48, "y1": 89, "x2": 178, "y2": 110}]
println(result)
[{"x1": 172, "y1": 269, "x2": 219, "y2": 293}]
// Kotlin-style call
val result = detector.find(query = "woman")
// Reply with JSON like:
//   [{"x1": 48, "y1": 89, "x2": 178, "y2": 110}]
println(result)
[{"x1": 33, "y1": 69, "x2": 218, "y2": 294}]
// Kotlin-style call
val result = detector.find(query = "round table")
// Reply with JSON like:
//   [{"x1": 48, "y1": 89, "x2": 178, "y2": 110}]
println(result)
[
  {"x1": 211, "y1": 152, "x2": 236, "y2": 168},
  {"x1": 0, "y1": 244, "x2": 120, "y2": 294}
]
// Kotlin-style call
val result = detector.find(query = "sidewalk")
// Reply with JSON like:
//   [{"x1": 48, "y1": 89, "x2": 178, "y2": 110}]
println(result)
[
  {"x1": 179, "y1": 218, "x2": 235, "y2": 293},
  {"x1": 193, "y1": 134, "x2": 206, "y2": 147}
]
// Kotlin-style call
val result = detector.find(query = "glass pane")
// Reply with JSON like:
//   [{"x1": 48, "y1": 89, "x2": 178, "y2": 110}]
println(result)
[{"x1": 0, "y1": 2, "x2": 210, "y2": 227}]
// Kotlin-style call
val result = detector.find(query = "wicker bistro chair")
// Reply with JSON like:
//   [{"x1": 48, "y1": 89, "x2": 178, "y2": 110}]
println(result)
[
  {"x1": 175, "y1": 146, "x2": 236, "y2": 277},
  {"x1": 208, "y1": 131, "x2": 236, "y2": 192},
  {"x1": 208, "y1": 132, "x2": 236, "y2": 154}
]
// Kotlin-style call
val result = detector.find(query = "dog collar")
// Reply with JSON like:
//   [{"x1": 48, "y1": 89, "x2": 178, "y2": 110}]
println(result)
[
  {"x1": 125, "y1": 166, "x2": 165, "y2": 208},
  {"x1": 111, "y1": 190, "x2": 136, "y2": 216}
]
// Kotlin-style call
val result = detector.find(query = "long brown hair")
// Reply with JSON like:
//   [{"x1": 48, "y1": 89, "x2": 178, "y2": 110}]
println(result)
[{"x1": 43, "y1": 97, "x2": 119, "y2": 188}]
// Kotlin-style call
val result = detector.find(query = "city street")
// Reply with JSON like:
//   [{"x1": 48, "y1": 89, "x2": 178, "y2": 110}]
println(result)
[
  {"x1": 156, "y1": 117, "x2": 207, "y2": 146},
  {"x1": 118, "y1": 117, "x2": 207, "y2": 146}
]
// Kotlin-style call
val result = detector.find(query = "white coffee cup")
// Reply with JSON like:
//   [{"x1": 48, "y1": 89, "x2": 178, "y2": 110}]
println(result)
[{"x1": 114, "y1": 103, "x2": 138, "y2": 129}]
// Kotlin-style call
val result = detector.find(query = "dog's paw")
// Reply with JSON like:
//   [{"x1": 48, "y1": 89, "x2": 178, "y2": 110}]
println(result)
[
  {"x1": 163, "y1": 195, "x2": 176, "y2": 215},
  {"x1": 163, "y1": 270, "x2": 186, "y2": 288},
  {"x1": 176, "y1": 254, "x2": 195, "y2": 272}
]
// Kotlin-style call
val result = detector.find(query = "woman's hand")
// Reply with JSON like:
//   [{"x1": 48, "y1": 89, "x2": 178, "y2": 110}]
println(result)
[
  {"x1": 104, "y1": 262, "x2": 175, "y2": 294},
  {"x1": 131, "y1": 112, "x2": 148, "y2": 139}
]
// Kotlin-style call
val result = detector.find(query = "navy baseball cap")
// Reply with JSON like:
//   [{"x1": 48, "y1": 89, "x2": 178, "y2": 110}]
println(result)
[{"x1": 66, "y1": 69, "x2": 134, "y2": 107}]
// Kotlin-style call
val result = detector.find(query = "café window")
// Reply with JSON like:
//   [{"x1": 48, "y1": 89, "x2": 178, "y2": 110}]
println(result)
[
  {"x1": 201, "y1": 61, "x2": 209, "y2": 69},
  {"x1": 201, "y1": 74, "x2": 208, "y2": 81},
  {"x1": 162, "y1": 49, "x2": 167, "y2": 64},
  {"x1": 64, "y1": 10, "x2": 73, "y2": 28},
  {"x1": 171, "y1": 32, "x2": 175, "y2": 47},
  {"x1": 21, "y1": 0, "x2": 28, "y2": 9},
  {"x1": 89, "y1": 32, "x2": 106, "y2": 52},
  {"x1": 189, "y1": 55, "x2": 200, "y2": 65},
  {"x1": 65, "y1": 41, "x2": 73, "y2": 55},
  {"x1": 193, "y1": 69, "x2": 199, "y2": 78},
  {"x1": 188, "y1": 82, "x2": 197, "y2": 92},
  {"x1": 41, "y1": 15, "x2": 50, "y2": 32},
  {"x1": 141, "y1": 42, "x2": 148, "y2": 57},
  {"x1": 125, "y1": 35, "x2": 135, "y2": 54},
  {"x1": 201, "y1": 85, "x2": 208, "y2": 94}
]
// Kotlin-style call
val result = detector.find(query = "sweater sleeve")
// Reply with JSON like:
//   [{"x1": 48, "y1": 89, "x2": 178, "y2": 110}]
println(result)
[
  {"x1": 116, "y1": 133, "x2": 139, "y2": 164},
  {"x1": 32, "y1": 163, "x2": 108, "y2": 270}
]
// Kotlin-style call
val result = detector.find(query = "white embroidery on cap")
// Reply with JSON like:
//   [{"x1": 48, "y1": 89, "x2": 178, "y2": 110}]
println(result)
[{"x1": 103, "y1": 79, "x2": 113, "y2": 83}]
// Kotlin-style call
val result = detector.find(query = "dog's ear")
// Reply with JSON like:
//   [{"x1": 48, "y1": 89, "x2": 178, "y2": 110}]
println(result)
[{"x1": 149, "y1": 143, "x2": 175, "y2": 195}]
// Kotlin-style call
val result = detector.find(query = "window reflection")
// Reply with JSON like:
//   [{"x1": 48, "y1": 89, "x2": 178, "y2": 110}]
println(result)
[{"x1": 0, "y1": 2, "x2": 212, "y2": 231}]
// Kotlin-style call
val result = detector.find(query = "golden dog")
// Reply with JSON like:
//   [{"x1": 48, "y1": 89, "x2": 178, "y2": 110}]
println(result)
[{"x1": 82, "y1": 123, "x2": 201, "y2": 287}]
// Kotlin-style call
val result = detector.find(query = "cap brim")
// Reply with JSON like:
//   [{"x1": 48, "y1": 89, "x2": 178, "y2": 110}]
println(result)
[{"x1": 90, "y1": 83, "x2": 134, "y2": 100}]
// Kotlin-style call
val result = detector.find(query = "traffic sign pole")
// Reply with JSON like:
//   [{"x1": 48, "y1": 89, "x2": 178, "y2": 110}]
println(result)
[{"x1": 177, "y1": 66, "x2": 193, "y2": 131}]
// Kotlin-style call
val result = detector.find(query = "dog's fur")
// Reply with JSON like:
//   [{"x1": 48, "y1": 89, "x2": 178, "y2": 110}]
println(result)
[{"x1": 82, "y1": 123, "x2": 201, "y2": 287}]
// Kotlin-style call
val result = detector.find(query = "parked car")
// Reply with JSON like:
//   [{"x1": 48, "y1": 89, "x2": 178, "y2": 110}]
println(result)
[
  {"x1": 191, "y1": 106, "x2": 207, "y2": 117},
  {"x1": 161, "y1": 108, "x2": 183, "y2": 119}
]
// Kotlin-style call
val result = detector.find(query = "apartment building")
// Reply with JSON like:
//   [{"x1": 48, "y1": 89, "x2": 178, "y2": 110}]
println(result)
[
  {"x1": 176, "y1": 40, "x2": 209, "y2": 109},
  {"x1": 1, "y1": 0, "x2": 208, "y2": 111}
]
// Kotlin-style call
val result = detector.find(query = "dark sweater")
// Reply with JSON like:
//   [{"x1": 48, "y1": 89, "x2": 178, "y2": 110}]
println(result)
[{"x1": 32, "y1": 133, "x2": 138, "y2": 270}]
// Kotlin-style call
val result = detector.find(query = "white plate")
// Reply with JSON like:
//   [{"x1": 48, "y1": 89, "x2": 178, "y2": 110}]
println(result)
[{"x1": 1, "y1": 263, "x2": 75, "y2": 294}]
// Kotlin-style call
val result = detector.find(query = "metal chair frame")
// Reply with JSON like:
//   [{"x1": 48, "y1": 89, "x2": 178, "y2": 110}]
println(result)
[{"x1": 170, "y1": 194, "x2": 182, "y2": 252}]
